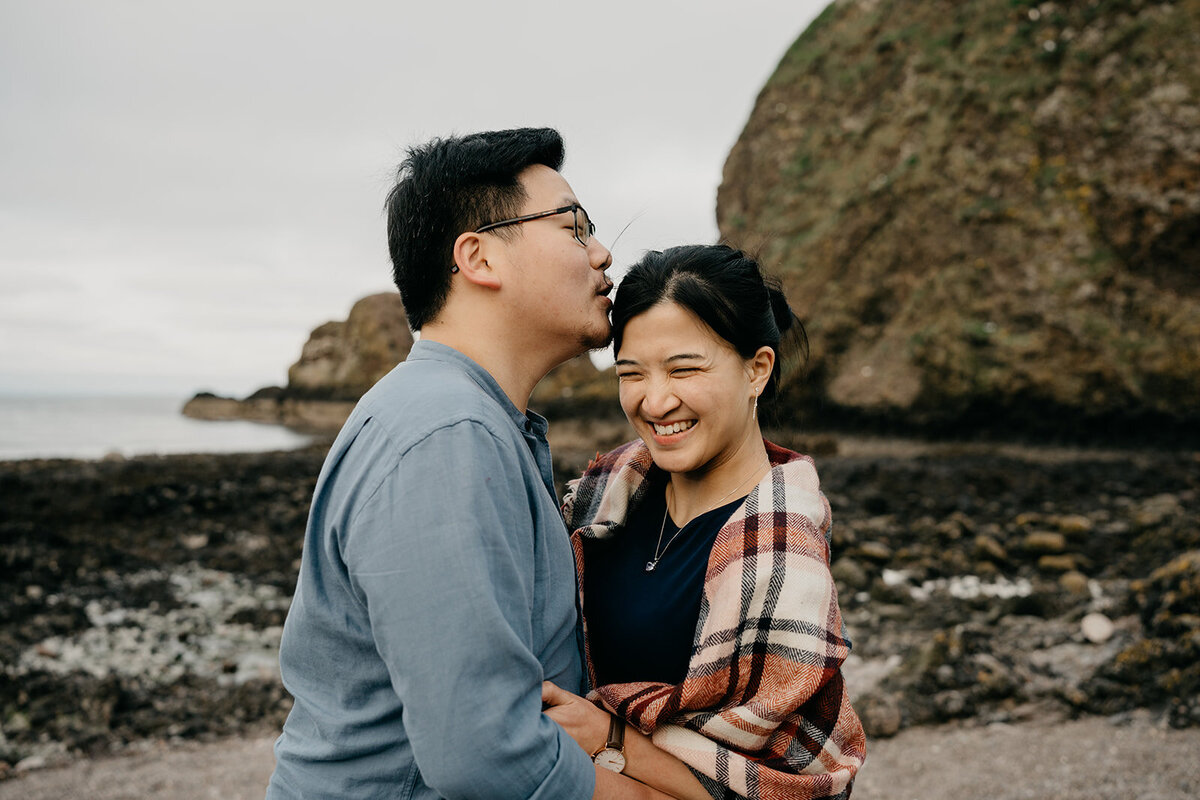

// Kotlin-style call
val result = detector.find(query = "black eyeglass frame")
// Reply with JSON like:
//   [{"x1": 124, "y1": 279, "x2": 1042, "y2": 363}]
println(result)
[{"x1": 474, "y1": 204, "x2": 595, "y2": 247}]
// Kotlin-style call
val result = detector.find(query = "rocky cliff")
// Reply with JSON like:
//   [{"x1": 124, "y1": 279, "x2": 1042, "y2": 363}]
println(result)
[
  {"x1": 718, "y1": 0, "x2": 1200, "y2": 438},
  {"x1": 184, "y1": 292, "x2": 615, "y2": 431},
  {"x1": 529, "y1": 353, "x2": 619, "y2": 419},
  {"x1": 183, "y1": 293, "x2": 413, "y2": 431},
  {"x1": 285, "y1": 293, "x2": 414, "y2": 399}
]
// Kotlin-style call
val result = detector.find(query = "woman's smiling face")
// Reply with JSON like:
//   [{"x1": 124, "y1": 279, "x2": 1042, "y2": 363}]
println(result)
[{"x1": 615, "y1": 301, "x2": 764, "y2": 477}]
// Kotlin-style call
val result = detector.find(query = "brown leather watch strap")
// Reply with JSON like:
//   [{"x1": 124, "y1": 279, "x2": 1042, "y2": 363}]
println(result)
[{"x1": 605, "y1": 714, "x2": 625, "y2": 750}]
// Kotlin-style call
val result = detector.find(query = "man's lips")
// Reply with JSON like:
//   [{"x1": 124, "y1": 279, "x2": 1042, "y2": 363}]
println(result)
[{"x1": 596, "y1": 281, "x2": 614, "y2": 307}]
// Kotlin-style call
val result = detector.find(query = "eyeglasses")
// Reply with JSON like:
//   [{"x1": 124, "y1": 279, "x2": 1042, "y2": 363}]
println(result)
[{"x1": 475, "y1": 203, "x2": 595, "y2": 247}]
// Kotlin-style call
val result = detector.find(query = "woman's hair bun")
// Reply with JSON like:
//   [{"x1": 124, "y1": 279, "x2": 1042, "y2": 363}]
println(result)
[{"x1": 766, "y1": 281, "x2": 795, "y2": 336}]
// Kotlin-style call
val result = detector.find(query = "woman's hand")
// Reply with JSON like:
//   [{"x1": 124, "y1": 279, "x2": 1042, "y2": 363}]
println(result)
[{"x1": 541, "y1": 680, "x2": 612, "y2": 756}]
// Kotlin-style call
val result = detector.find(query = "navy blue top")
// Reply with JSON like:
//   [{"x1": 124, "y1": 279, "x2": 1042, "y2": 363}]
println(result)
[{"x1": 583, "y1": 479, "x2": 747, "y2": 686}]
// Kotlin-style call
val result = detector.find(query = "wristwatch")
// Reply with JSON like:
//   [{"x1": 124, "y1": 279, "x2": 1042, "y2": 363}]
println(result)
[{"x1": 591, "y1": 714, "x2": 626, "y2": 773}]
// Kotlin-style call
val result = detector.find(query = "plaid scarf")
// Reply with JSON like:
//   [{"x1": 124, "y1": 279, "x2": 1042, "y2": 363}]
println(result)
[{"x1": 562, "y1": 440, "x2": 866, "y2": 800}]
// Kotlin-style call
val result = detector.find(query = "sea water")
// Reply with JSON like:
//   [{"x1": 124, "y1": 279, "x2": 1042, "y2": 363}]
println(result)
[{"x1": 0, "y1": 395, "x2": 315, "y2": 461}]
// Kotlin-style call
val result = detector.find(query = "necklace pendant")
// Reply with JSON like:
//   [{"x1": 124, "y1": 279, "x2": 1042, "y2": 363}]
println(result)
[{"x1": 644, "y1": 560, "x2": 657, "y2": 572}]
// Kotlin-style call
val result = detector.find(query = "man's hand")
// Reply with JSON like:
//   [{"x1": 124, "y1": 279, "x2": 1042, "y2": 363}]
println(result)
[{"x1": 542, "y1": 680, "x2": 612, "y2": 756}]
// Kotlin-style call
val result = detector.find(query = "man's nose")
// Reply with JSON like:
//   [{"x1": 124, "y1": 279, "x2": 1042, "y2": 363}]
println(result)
[{"x1": 589, "y1": 237, "x2": 612, "y2": 271}]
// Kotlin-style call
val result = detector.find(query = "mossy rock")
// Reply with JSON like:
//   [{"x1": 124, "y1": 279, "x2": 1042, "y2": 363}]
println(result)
[
  {"x1": 1084, "y1": 551, "x2": 1200, "y2": 725},
  {"x1": 718, "y1": 0, "x2": 1200, "y2": 439}
]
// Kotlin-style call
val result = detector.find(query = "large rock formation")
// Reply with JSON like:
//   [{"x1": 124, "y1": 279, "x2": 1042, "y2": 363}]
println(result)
[
  {"x1": 530, "y1": 353, "x2": 619, "y2": 419},
  {"x1": 286, "y1": 293, "x2": 414, "y2": 399},
  {"x1": 184, "y1": 293, "x2": 413, "y2": 431},
  {"x1": 184, "y1": 292, "x2": 615, "y2": 431},
  {"x1": 718, "y1": 0, "x2": 1200, "y2": 437}
]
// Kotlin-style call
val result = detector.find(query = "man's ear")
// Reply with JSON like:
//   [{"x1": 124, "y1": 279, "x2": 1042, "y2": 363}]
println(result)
[{"x1": 451, "y1": 232, "x2": 502, "y2": 290}]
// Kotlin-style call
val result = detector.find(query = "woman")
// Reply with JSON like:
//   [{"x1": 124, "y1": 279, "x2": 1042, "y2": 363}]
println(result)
[{"x1": 543, "y1": 244, "x2": 866, "y2": 799}]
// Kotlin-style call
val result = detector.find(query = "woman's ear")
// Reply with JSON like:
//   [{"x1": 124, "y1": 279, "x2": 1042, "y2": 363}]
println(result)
[
  {"x1": 749, "y1": 346, "x2": 775, "y2": 394},
  {"x1": 451, "y1": 231, "x2": 502, "y2": 290}
]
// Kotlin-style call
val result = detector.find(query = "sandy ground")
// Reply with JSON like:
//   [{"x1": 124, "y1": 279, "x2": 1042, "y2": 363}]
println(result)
[{"x1": 3, "y1": 714, "x2": 1198, "y2": 799}]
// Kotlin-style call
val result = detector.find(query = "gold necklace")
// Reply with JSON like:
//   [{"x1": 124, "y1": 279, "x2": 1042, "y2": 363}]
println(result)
[{"x1": 644, "y1": 457, "x2": 770, "y2": 573}]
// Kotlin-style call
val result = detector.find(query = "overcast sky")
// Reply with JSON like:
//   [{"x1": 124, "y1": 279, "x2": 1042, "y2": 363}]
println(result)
[{"x1": 1, "y1": 0, "x2": 828, "y2": 397}]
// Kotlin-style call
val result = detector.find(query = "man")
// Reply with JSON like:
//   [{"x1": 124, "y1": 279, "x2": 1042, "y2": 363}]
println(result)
[{"x1": 267, "y1": 129, "x2": 662, "y2": 799}]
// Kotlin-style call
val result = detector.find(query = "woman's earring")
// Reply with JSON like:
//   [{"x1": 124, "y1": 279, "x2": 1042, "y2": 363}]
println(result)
[{"x1": 752, "y1": 388, "x2": 759, "y2": 421}]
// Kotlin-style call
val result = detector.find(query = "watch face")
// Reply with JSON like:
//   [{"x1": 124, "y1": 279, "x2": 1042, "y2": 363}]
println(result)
[{"x1": 593, "y1": 748, "x2": 626, "y2": 773}]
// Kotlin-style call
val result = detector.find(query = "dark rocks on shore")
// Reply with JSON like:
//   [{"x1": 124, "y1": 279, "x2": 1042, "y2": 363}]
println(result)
[
  {"x1": 799, "y1": 441, "x2": 1200, "y2": 739},
  {"x1": 181, "y1": 392, "x2": 357, "y2": 434},
  {"x1": 2, "y1": 434, "x2": 1197, "y2": 773},
  {"x1": 0, "y1": 447, "x2": 329, "y2": 770},
  {"x1": 1082, "y1": 550, "x2": 1200, "y2": 727}
]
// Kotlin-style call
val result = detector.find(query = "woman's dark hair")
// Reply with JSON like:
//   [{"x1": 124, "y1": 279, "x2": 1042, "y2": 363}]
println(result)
[
  {"x1": 384, "y1": 127, "x2": 565, "y2": 330},
  {"x1": 611, "y1": 244, "x2": 808, "y2": 400}
]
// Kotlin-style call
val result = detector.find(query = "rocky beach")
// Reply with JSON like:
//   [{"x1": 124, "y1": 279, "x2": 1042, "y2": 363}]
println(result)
[
  {"x1": 4, "y1": 0, "x2": 1197, "y2": 793},
  {"x1": 2, "y1": 424, "x2": 1197, "y2": 794}
]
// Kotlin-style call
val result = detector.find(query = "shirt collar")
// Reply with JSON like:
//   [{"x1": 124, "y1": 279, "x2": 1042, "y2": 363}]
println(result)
[{"x1": 406, "y1": 339, "x2": 549, "y2": 436}]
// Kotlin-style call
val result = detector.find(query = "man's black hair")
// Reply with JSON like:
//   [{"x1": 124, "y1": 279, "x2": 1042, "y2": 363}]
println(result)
[{"x1": 384, "y1": 128, "x2": 565, "y2": 330}]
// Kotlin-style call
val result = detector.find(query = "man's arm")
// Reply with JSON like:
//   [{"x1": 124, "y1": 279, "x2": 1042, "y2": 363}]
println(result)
[{"x1": 344, "y1": 420, "x2": 595, "y2": 799}]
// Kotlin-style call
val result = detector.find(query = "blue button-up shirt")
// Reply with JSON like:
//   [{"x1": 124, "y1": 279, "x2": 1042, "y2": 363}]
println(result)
[{"x1": 268, "y1": 340, "x2": 594, "y2": 799}]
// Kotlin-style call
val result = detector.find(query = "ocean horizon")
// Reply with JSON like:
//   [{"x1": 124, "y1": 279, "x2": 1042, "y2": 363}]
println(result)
[{"x1": 0, "y1": 394, "x2": 317, "y2": 461}]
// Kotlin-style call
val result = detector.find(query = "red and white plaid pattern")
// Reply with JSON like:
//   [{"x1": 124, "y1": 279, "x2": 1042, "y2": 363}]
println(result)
[{"x1": 563, "y1": 440, "x2": 866, "y2": 800}]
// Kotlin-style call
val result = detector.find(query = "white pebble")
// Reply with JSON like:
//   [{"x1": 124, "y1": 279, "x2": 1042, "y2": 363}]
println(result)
[{"x1": 1081, "y1": 612, "x2": 1115, "y2": 644}]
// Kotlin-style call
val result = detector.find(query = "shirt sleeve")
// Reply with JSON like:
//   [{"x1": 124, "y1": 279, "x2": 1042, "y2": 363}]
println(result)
[{"x1": 343, "y1": 419, "x2": 595, "y2": 800}]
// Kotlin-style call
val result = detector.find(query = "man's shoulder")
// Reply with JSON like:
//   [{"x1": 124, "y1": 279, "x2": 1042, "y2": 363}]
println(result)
[
  {"x1": 313, "y1": 360, "x2": 522, "y2": 511},
  {"x1": 355, "y1": 358, "x2": 514, "y2": 449}
]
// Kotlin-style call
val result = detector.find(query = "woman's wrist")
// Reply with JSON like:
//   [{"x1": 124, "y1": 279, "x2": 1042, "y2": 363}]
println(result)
[
  {"x1": 620, "y1": 725, "x2": 712, "y2": 800},
  {"x1": 591, "y1": 714, "x2": 627, "y2": 773}
]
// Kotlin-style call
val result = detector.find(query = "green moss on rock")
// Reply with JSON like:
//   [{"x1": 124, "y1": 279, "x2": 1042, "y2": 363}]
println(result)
[{"x1": 718, "y1": 0, "x2": 1200, "y2": 438}]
